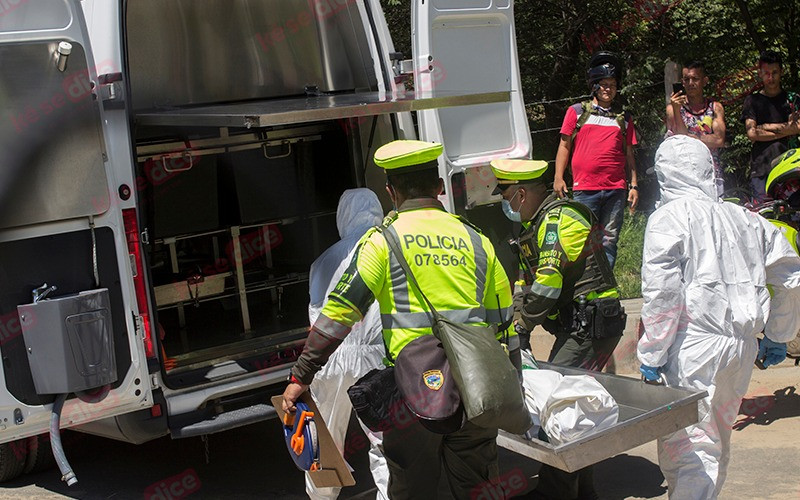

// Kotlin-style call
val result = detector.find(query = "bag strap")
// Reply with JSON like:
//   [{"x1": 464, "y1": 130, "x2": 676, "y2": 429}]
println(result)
[
  {"x1": 379, "y1": 224, "x2": 511, "y2": 346},
  {"x1": 570, "y1": 100, "x2": 627, "y2": 156},
  {"x1": 378, "y1": 226, "x2": 440, "y2": 320}
]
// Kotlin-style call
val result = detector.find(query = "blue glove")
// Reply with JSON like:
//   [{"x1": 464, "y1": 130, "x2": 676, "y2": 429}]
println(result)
[
  {"x1": 639, "y1": 364, "x2": 661, "y2": 382},
  {"x1": 758, "y1": 337, "x2": 787, "y2": 368}
]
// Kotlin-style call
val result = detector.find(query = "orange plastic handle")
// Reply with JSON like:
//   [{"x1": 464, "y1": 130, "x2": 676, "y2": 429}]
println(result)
[{"x1": 290, "y1": 410, "x2": 315, "y2": 455}]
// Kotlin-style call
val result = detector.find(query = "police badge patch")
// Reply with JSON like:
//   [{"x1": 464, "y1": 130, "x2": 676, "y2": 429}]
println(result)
[
  {"x1": 423, "y1": 370, "x2": 444, "y2": 390},
  {"x1": 545, "y1": 230, "x2": 557, "y2": 245}
]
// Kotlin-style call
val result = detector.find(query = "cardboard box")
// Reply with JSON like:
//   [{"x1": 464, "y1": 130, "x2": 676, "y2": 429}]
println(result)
[{"x1": 271, "y1": 393, "x2": 355, "y2": 488}]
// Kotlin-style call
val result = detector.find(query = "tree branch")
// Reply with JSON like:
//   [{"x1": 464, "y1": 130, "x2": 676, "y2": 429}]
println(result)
[{"x1": 731, "y1": 0, "x2": 767, "y2": 54}]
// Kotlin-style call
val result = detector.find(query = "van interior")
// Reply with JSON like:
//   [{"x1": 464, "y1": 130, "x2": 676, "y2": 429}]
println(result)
[{"x1": 125, "y1": 0, "x2": 394, "y2": 388}]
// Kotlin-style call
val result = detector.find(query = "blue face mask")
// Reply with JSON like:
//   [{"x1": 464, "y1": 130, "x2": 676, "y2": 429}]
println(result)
[{"x1": 501, "y1": 190, "x2": 522, "y2": 222}]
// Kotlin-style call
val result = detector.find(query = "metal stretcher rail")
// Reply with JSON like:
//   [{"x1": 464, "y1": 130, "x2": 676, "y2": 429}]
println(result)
[{"x1": 497, "y1": 362, "x2": 707, "y2": 472}]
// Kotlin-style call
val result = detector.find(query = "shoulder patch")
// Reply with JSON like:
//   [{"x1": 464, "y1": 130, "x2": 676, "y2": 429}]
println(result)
[{"x1": 546, "y1": 207, "x2": 562, "y2": 221}]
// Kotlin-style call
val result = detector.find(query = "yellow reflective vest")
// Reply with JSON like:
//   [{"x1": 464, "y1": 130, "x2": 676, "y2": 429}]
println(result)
[
  {"x1": 517, "y1": 196, "x2": 619, "y2": 327},
  {"x1": 318, "y1": 198, "x2": 515, "y2": 362}
]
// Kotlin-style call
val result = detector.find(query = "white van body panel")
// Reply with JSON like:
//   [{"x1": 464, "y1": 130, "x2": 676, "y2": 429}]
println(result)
[
  {"x1": 412, "y1": 0, "x2": 531, "y2": 211},
  {"x1": 0, "y1": 0, "x2": 150, "y2": 444}
]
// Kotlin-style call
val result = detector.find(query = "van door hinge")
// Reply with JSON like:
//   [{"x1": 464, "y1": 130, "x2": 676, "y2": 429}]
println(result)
[
  {"x1": 398, "y1": 59, "x2": 414, "y2": 75},
  {"x1": 417, "y1": 54, "x2": 433, "y2": 73},
  {"x1": 141, "y1": 227, "x2": 150, "y2": 245},
  {"x1": 99, "y1": 82, "x2": 121, "y2": 101},
  {"x1": 98, "y1": 73, "x2": 123, "y2": 102},
  {"x1": 393, "y1": 59, "x2": 415, "y2": 85}
]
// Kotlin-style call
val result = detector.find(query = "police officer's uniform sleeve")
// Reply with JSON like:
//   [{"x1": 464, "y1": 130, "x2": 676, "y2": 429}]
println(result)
[
  {"x1": 520, "y1": 206, "x2": 590, "y2": 328},
  {"x1": 292, "y1": 230, "x2": 386, "y2": 384}
]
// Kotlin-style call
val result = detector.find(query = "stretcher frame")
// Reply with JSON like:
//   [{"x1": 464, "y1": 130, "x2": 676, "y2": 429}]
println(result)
[{"x1": 497, "y1": 362, "x2": 707, "y2": 472}]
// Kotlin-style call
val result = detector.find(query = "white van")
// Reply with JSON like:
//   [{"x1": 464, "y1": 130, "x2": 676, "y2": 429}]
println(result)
[{"x1": 0, "y1": 0, "x2": 530, "y2": 481}]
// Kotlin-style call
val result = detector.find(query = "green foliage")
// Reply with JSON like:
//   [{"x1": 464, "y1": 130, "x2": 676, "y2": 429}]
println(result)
[
  {"x1": 614, "y1": 212, "x2": 647, "y2": 299},
  {"x1": 379, "y1": 0, "x2": 800, "y2": 297},
  {"x1": 380, "y1": 0, "x2": 800, "y2": 207}
]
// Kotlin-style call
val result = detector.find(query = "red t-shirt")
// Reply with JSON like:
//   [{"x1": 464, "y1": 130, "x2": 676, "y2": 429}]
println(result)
[{"x1": 559, "y1": 103, "x2": 637, "y2": 191}]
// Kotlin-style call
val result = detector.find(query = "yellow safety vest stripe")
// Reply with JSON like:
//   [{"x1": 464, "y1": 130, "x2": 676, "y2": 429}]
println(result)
[
  {"x1": 528, "y1": 206, "x2": 591, "y2": 302},
  {"x1": 320, "y1": 206, "x2": 514, "y2": 359}
]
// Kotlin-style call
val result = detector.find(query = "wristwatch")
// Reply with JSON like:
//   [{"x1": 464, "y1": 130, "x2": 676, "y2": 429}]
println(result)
[{"x1": 628, "y1": 184, "x2": 639, "y2": 191}]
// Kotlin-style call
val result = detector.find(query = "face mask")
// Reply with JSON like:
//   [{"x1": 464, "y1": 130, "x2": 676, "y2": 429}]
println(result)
[{"x1": 502, "y1": 189, "x2": 522, "y2": 222}]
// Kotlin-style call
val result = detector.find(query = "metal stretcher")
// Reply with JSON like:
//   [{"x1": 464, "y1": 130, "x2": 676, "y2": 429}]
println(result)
[{"x1": 497, "y1": 362, "x2": 707, "y2": 472}]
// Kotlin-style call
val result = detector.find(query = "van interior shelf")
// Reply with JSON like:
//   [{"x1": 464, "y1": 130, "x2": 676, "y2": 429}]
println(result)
[
  {"x1": 155, "y1": 272, "x2": 310, "y2": 311},
  {"x1": 135, "y1": 90, "x2": 511, "y2": 128},
  {"x1": 152, "y1": 211, "x2": 335, "y2": 246}
]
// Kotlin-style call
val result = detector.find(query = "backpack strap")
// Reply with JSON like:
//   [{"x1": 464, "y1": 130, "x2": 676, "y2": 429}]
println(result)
[
  {"x1": 617, "y1": 110, "x2": 628, "y2": 156},
  {"x1": 570, "y1": 101, "x2": 594, "y2": 142},
  {"x1": 570, "y1": 101, "x2": 628, "y2": 155}
]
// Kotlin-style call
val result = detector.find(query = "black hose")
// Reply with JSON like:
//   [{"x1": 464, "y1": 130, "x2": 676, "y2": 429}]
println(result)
[{"x1": 49, "y1": 393, "x2": 77, "y2": 486}]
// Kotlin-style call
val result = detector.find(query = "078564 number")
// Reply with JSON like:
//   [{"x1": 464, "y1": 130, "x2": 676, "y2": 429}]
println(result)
[{"x1": 413, "y1": 253, "x2": 467, "y2": 267}]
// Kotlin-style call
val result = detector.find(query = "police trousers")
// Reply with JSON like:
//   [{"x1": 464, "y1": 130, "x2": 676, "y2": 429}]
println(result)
[
  {"x1": 534, "y1": 333, "x2": 621, "y2": 499},
  {"x1": 382, "y1": 417, "x2": 502, "y2": 499}
]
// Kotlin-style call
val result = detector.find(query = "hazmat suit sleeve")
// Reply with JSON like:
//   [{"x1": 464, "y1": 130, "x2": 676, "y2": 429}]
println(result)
[
  {"x1": 292, "y1": 231, "x2": 385, "y2": 384},
  {"x1": 520, "y1": 205, "x2": 590, "y2": 328},
  {"x1": 760, "y1": 217, "x2": 800, "y2": 343},
  {"x1": 637, "y1": 209, "x2": 686, "y2": 368}
]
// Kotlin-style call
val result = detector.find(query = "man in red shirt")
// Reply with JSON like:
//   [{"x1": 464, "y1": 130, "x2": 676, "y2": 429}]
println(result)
[{"x1": 553, "y1": 52, "x2": 639, "y2": 269}]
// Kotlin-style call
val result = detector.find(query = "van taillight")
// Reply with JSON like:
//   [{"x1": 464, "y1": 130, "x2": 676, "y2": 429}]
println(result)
[{"x1": 123, "y1": 208, "x2": 155, "y2": 359}]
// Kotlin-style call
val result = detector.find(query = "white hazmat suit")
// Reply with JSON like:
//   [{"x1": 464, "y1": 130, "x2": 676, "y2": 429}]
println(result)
[
  {"x1": 305, "y1": 189, "x2": 389, "y2": 500},
  {"x1": 637, "y1": 135, "x2": 800, "y2": 499}
]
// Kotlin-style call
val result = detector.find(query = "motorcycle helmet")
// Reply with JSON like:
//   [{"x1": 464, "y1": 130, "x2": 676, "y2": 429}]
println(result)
[
  {"x1": 766, "y1": 149, "x2": 800, "y2": 201},
  {"x1": 586, "y1": 51, "x2": 623, "y2": 91}
]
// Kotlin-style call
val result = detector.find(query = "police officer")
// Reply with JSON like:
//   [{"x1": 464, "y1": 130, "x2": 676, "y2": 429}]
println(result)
[
  {"x1": 283, "y1": 140, "x2": 517, "y2": 499},
  {"x1": 491, "y1": 159, "x2": 625, "y2": 500}
]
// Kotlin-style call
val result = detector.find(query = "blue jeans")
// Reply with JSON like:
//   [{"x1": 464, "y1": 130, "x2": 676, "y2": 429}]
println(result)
[{"x1": 573, "y1": 189, "x2": 626, "y2": 269}]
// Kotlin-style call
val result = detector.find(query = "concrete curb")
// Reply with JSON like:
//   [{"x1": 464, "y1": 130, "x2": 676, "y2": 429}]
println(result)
[{"x1": 530, "y1": 298, "x2": 643, "y2": 376}]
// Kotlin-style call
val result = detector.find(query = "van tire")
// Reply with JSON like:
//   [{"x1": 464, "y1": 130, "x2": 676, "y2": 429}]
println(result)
[
  {"x1": 0, "y1": 440, "x2": 28, "y2": 482},
  {"x1": 24, "y1": 435, "x2": 54, "y2": 475}
]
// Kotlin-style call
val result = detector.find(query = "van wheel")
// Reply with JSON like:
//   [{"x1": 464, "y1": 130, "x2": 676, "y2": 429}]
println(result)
[
  {"x1": 24, "y1": 435, "x2": 54, "y2": 474},
  {"x1": 0, "y1": 439, "x2": 28, "y2": 482}
]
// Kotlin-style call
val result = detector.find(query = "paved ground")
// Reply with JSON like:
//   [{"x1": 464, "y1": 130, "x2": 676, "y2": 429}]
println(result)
[{"x1": 1, "y1": 305, "x2": 798, "y2": 499}]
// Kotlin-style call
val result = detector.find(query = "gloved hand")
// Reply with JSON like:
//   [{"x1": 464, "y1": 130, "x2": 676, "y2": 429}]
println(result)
[
  {"x1": 639, "y1": 364, "x2": 661, "y2": 383},
  {"x1": 758, "y1": 336, "x2": 787, "y2": 368}
]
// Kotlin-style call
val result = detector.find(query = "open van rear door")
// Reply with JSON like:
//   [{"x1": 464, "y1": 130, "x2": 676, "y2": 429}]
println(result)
[
  {"x1": 412, "y1": 0, "x2": 532, "y2": 211},
  {"x1": 0, "y1": 0, "x2": 151, "y2": 444}
]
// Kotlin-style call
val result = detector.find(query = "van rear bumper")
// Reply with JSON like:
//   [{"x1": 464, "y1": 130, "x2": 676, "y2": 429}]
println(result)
[
  {"x1": 170, "y1": 403, "x2": 277, "y2": 439},
  {"x1": 163, "y1": 367, "x2": 290, "y2": 438}
]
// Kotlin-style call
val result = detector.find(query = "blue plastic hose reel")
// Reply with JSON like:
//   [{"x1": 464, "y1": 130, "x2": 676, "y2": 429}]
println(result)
[{"x1": 282, "y1": 401, "x2": 320, "y2": 471}]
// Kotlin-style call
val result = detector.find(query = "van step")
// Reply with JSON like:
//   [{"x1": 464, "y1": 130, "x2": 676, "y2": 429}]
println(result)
[{"x1": 170, "y1": 403, "x2": 276, "y2": 439}]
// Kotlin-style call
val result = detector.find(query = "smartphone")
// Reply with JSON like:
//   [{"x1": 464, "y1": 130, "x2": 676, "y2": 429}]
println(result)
[{"x1": 672, "y1": 82, "x2": 685, "y2": 95}]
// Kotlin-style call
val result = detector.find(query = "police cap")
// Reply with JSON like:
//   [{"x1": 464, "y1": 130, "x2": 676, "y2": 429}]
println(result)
[
  {"x1": 374, "y1": 140, "x2": 443, "y2": 174},
  {"x1": 490, "y1": 159, "x2": 549, "y2": 194}
]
